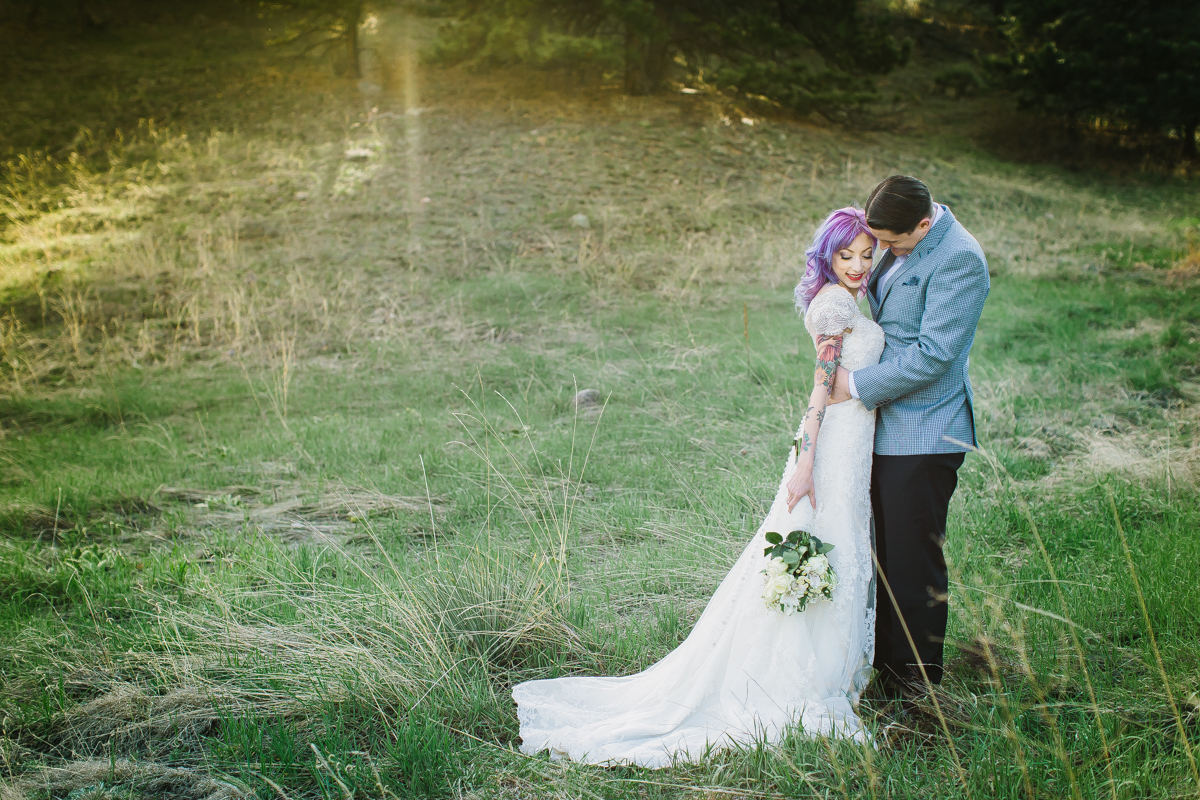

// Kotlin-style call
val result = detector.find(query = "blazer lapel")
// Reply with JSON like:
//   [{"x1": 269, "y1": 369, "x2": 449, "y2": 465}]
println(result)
[
  {"x1": 868, "y1": 249, "x2": 892, "y2": 317},
  {"x1": 877, "y1": 253, "x2": 919, "y2": 311},
  {"x1": 876, "y1": 206, "x2": 955, "y2": 313}
]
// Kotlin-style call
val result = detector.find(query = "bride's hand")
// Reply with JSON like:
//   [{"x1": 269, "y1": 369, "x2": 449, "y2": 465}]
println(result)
[{"x1": 786, "y1": 465, "x2": 816, "y2": 512}]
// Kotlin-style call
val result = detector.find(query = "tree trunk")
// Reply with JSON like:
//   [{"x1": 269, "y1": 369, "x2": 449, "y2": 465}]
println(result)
[
  {"x1": 643, "y1": 37, "x2": 670, "y2": 92},
  {"x1": 624, "y1": 26, "x2": 647, "y2": 95},
  {"x1": 624, "y1": 9, "x2": 671, "y2": 96},
  {"x1": 1183, "y1": 121, "x2": 1198, "y2": 160},
  {"x1": 346, "y1": 1, "x2": 364, "y2": 79}
]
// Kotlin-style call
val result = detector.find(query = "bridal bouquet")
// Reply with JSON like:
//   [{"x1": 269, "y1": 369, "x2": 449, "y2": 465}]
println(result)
[{"x1": 761, "y1": 530, "x2": 836, "y2": 615}]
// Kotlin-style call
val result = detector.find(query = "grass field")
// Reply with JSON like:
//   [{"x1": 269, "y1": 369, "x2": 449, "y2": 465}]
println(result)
[{"x1": 2, "y1": 8, "x2": 1200, "y2": 800}]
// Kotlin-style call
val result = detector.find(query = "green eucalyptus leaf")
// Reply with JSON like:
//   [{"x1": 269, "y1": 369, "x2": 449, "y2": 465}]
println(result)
[
  {"x1": 765, "y1": 532, "x2": 783, "y2": 545},
  {"x1": 782, "y1": 551, "x2": 801, "y2": 565},
  {"x1": 818, "y1": 543, "x2": 835, "y2": 555}
]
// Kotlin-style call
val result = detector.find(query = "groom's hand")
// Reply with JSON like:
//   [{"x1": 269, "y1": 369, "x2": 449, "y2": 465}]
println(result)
[{"x1": 828, "y1": 367, "x2": 852, "y2": 405}]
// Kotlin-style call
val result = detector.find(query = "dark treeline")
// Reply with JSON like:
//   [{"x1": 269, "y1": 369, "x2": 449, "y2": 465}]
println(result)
[
  {"x1": 427, "y1": 0, "x2": 910, "y2": 118},
  {"x1": 429, "y1": 0, "x2": 1200, "y2": 158},
  {"x1": 1004, "y1": 0, "x2": 1200, "y2": 158},
  {"x1": 1, "y1": 0, "x2": 364, "y2": 74},
  {"x1": 1, "y1": 0, "x2": 248, "y2": 31},
  {"x1": 3, "y1": 0, "x2": 1199, "y2": 159}
]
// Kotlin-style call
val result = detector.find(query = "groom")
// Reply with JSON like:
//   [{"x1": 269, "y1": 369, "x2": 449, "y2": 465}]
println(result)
[{"x1": 830, "y1": 175, "x2": 989, "y2": 696}]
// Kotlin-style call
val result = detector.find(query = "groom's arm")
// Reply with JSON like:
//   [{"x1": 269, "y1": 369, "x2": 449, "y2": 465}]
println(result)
[{"x1": 850, "y1": 250, "x2": 989, "y2": 412}]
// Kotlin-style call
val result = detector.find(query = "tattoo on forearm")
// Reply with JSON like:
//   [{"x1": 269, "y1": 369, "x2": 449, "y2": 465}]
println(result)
[
  {"x1": 814, "y1": 334, "x2": 843, "y2": 392},
  {"x1": 793, "y1": 337, "x2": 841, "y2": 462}
]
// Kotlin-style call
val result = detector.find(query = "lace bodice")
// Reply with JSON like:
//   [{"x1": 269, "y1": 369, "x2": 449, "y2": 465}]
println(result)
[{"x1": 803, "y1": 286, "x2": 884, "y2": 372}]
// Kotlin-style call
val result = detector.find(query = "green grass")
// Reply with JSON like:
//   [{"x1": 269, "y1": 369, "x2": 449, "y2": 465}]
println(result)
[{"x1": 2, "y1": 8, "x2": 1200, "y2": 800}]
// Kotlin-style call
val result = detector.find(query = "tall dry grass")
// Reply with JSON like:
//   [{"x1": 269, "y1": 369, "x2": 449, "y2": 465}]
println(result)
[{"x1": 3, "y1": 382, "x2": 1197, "y2": 799}]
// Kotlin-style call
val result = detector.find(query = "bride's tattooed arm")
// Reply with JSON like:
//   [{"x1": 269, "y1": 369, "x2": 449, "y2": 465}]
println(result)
[
  {"x1": 795, "y1": 333, "x2": 844, "y2": 456},
  {"x1": 787, "y1": 331, "x2": 845, "y2": 511}
]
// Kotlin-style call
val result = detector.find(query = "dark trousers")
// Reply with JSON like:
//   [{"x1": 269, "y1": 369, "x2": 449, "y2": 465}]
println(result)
[{"x1": 871, "y1": 452, "x2": 965, "y2": 686}]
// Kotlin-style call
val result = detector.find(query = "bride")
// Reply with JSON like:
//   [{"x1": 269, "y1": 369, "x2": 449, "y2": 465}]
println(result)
[{"x1": 513, "y1": 207, "x2": 886, "y2": 767}]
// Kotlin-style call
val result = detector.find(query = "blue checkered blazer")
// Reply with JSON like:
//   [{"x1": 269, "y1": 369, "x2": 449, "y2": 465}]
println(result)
[{"x1": 853, "y1": 206, "x2": 989, "y2": 455}]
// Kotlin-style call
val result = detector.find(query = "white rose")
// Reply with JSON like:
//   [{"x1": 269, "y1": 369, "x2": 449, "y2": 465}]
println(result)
[
  {"x1": 769, "y1": 574, "x2": 793, "y2": 596},
  {"x1": 765, "y1": 557, "x2": 789, "y2": 577},
  {"x1": 804, "y1": 555, "x2": 829, "y2": 575}
]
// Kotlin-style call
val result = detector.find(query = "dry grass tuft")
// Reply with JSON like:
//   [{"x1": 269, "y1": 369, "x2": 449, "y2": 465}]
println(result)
[
  {"x1": 62, "y1": 683, "x2": 219, "y2": 755},
  {"x1": 16, "y1": 538, "x2": 590, "y2": 748},
  {"x1": 0, "y1": 758, "x2": 250, "y2": 800},
  {"x1": 1075, "y1": 430, "x2": 1200, "y2": 487},
  {"x1": 1, "y1": 502, "x2": 61, "y2": 535},
  {"x1": 1168, "y1": 243, "x2": 1200, "y2": 286},
  {"x1": 159, "y1": 487, "x2": 265, "y2": 504},
  {"x1": 157, "y1": 482, "x2": 447, "y2": 543},
  {"x1": 294, "y1": 483, "x2": 441, "y2": 521}
]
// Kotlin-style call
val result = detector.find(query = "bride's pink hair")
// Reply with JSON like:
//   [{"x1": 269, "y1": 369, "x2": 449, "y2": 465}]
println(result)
[{"x1": 795, "y1": 207, "x2": 875, "y2": 314}]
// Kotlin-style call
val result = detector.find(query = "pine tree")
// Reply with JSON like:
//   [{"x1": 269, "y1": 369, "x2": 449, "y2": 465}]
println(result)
[
  {"x1": 428, "y1": 0, "x2": 909, "y2": 115},
  {"x1": 1005, "y1": 0, "x2": 1200, "y2": 157}
]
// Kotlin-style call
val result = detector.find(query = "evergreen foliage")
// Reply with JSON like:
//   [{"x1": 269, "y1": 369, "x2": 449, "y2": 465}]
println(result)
[
  {"x1": 428, "y1": 0, "x2": 910, "y2": 115},
  {"x1": 259, "y1": 0, "x2": 368, "y2": 77},
  {"x1": 1004, "y1": 0, "x2": 1200, "y2": 157}
]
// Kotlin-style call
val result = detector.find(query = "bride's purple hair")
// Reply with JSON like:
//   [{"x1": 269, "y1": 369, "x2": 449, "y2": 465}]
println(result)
[{"x1": 795, "y1": 207, "x2": 875, "y2": 314}]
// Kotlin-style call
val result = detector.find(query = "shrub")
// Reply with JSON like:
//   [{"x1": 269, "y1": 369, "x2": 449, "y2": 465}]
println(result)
[{"x1": 933, "y1": 63, "x2": 987, "y2": 98}]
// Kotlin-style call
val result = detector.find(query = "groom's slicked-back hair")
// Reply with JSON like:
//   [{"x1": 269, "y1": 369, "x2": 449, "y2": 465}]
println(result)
[{"x1": 865, "y1": 176, "x2": 933, "y2": 235}]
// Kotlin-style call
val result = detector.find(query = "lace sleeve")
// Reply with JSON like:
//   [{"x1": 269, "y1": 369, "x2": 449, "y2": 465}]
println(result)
[{"x1": 804, "y1": 288, "x2": 858, "y2": 337}]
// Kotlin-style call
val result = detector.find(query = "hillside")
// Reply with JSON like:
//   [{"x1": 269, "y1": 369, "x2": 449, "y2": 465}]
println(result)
[{"x1": 2, "y1": 8, "x2": 1199, "y2": 800}]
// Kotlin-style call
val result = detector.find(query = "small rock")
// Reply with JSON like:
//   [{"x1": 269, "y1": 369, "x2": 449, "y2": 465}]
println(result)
[
  {"x1": 572, "y1": 388, "x2": 602, "y2": 409},
  {"x1": 570, "y1": 213, "x2": 591, "y2": 229},
  {"x1": 344, "y1": 147, "x2": 374, "y2": 161}
]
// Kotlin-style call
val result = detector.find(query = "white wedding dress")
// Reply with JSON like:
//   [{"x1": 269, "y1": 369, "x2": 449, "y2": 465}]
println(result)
[{"x1": 513, "y1": 286, "x2": 885, "y2": 767}]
